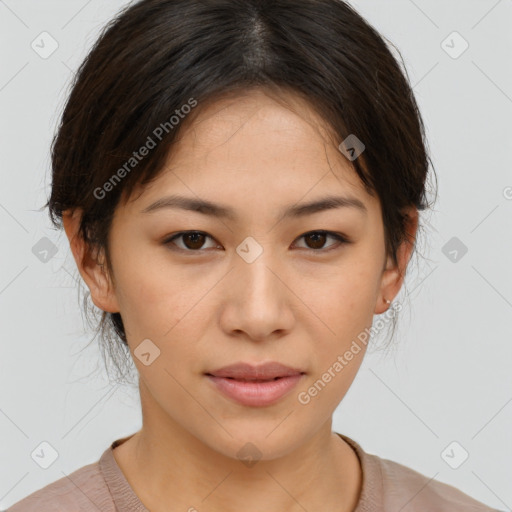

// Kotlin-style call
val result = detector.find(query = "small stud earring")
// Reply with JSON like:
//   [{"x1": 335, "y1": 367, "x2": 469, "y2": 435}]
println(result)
[{"x1": 384, "y1": 298, "x2": 391, "y2": 305}]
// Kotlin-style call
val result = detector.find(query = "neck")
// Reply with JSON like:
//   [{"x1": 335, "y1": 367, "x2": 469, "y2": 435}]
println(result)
[{"x1": 113, "y1": 385, "x2": 362, "y2": 512}]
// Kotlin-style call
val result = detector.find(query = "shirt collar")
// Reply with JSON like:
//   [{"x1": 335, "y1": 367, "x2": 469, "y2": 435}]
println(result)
[{"x1": 99, "y1": 432, "x2": 381, "y2": 512}]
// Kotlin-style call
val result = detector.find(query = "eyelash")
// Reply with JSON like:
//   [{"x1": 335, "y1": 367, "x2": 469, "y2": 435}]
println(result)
[{"x1": 163, "y1": 230, "x2": 352, "y2": 254}]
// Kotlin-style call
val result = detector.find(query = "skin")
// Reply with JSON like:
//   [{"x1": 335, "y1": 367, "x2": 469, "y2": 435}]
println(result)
[{"x1": 63, "y1": 87, "x2": 418, "y2": 512}]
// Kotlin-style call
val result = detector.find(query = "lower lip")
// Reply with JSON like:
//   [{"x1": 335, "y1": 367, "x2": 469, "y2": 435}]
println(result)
[{"x1": 206, "y1": 374, "x2": 304, "y2": 407}]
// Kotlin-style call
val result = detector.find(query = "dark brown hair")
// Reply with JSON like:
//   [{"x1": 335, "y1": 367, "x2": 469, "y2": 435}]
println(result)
[{"x1": 45, "y1": 0, "x2": 437, "y2": 383}]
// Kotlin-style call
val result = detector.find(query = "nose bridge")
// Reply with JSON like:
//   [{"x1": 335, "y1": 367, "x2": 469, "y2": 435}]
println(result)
[
  {"x1": 220, "y1": 236, "x2": 294, "y2": 339},
  {"x1": 235, "y1": 238, "x2": 282, "y2": 304}
]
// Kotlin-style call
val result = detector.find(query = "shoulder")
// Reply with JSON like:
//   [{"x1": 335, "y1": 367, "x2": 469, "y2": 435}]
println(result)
[
  {"x1": 371, "y1": 452, "x2": 499, "y2": 512},
  {"x1": 338, "y1": 433, "x2": 501, "y2": 512},
  {"x1": 7, "y1": 458, "x2": 115, "y2": 512}
]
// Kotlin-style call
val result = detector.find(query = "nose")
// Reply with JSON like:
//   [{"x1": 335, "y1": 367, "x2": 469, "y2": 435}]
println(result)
[{"x1": 218, "y1": 250, "x2": 295, "y2": 342}]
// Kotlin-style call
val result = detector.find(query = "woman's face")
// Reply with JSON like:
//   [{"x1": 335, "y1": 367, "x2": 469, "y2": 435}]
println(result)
[{"x1": 68, "y1": 88, "x2": 414, "y2": 460}]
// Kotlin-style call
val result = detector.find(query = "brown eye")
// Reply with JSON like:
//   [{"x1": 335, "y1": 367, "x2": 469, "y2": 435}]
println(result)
[
  {"x1": 182, "y1": 232, "x2": 206, "y2": 250},
  {"x1": 164, "y1": 230, "x2": 350, "y2": 254},
  {"x1": 303, "y1": 232, "x2": 327, "y2": 249},
  {"x1": 165, "y1": 231, "x2": 218, "y2": 251},
  {"x1": 294, "y1": 230, "x2": 350, "y2": 252}
]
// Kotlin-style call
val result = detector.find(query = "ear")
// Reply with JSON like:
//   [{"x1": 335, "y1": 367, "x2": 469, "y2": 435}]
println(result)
[
  {"x1": 375, "y1": 206, "x2": 419, "y2": 314},
  {"x1": 62, "y1": 208, "x2": 120, "y2": 313}
]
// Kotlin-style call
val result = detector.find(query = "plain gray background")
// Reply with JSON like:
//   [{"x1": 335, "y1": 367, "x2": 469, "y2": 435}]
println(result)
[{"x1": 1, "y1": 0, "x2": 511, "y2": 510}]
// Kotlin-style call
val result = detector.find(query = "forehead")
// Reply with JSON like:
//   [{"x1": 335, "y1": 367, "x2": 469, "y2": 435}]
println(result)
[
  {"x1": 181, "y1": 88, "x2": 336, "y2": 158},
  {"x1": 125, "y1": 88, "x2": 378, "y2": 218}
]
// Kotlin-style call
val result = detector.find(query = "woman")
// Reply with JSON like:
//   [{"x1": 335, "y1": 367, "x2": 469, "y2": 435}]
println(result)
[{"x1": 8, "y1": 0, "x2": 501, "y2": 510}]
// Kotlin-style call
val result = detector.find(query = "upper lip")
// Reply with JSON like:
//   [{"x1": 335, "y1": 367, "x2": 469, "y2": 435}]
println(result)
[{"x1": 206, "y1": 362, "x2": 306, "y2": 380}]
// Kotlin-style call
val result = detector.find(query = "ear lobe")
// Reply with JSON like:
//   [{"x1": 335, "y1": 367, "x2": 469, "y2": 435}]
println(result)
[
  {"x1": 62, "y1": 209, "x2": 120, "y2": 313},
  {"x1": 375, "y1": 207, "x2": 419, "y2": 314}
]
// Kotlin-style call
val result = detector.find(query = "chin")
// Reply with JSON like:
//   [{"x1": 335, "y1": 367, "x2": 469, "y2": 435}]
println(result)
[{"x1": 196, "y1": 424, "x2": 305, "y2": 464}]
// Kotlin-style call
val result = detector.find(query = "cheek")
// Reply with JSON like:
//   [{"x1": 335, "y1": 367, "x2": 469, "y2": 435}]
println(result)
[
  {"x1": 112, "y1": 255, "x2": 218, "y2": 356},
  {"x1": 307, "y1": 261, "x2": 379, "y2": 332},
  {"x1": 299, "y1": 256, "x2": 381, "y2": 386},
  {"x1": 135, "y1": 348, "x2": 206, "y2": 434},
  {"x1": 109, "y1": 242, "x2": 182, "y2": 328}
]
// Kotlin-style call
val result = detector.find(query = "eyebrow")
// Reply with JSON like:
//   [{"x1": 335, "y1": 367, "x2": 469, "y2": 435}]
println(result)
[{"x1": 140, "y1": 194, "x2": 367, "y2": 219}]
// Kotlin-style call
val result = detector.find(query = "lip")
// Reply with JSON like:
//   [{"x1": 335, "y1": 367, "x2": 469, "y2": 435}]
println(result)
[
  {"x1": 205, "y1": 362, "x2": 306, "y2": 407},
  {"x1": 206, "y1": 361, "x2": 305, "y2": 379}
]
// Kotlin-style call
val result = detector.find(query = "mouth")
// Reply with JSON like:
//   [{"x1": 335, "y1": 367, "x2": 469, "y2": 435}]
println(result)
[
  {"x1": 204, "y1": 362, "x2": 306, "y2": 407},
  {"x1": 205, "y1": 361, "x2": 306, "y2": 380},
  {"x1": 205, "y1": 375, "x2": 294, "y2": 381}
]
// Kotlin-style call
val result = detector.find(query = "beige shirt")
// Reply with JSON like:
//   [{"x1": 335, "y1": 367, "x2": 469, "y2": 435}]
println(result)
[{"x1": 8, "y1": 433, "x2": 501, "y2": 511}]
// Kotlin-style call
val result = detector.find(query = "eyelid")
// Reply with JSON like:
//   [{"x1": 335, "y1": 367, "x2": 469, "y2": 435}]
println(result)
[
  {"x1": 163, "y1": 230, "x2": 352, "y2": 253},
  {"x1": 164, "y1": 231, "x2": 220, "y2": 252},
  {"x1": 292, "y1": 230, "x2": 351, "y2": 252}
]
